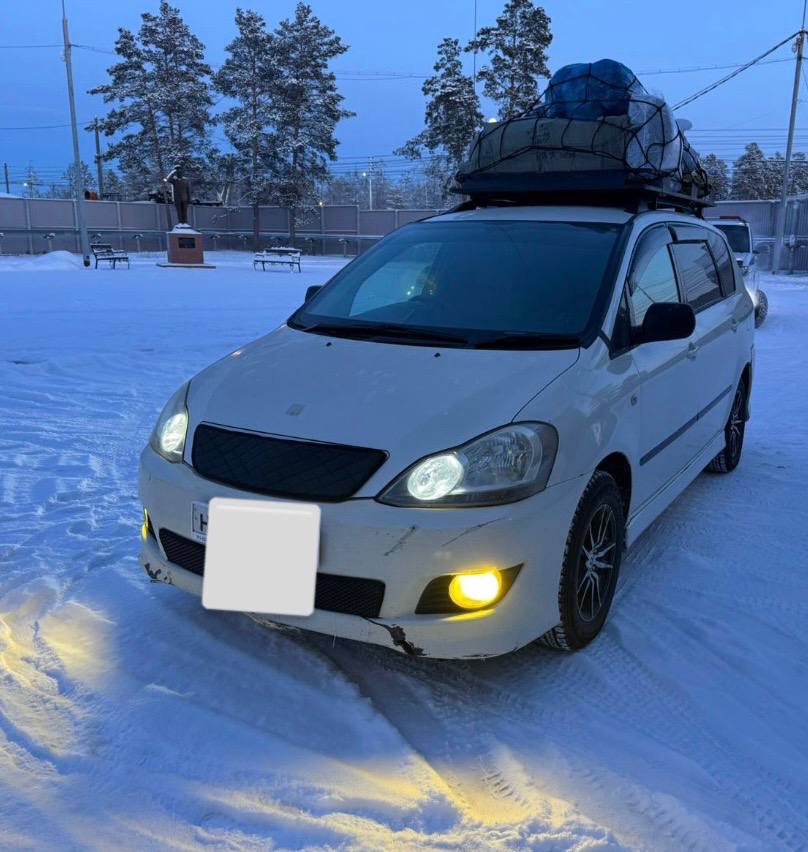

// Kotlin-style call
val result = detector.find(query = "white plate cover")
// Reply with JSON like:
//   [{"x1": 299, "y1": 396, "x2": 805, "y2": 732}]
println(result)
[{"x1": 202, "y1": 497, "x2": 319, "y2": 616}]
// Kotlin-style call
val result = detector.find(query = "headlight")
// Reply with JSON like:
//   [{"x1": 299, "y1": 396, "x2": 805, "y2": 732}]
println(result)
[
  {"x1": 378, "y1": 422, "x2": 558, "y2": 507},
  {"x1": 149, "y1": 382, "x2": 189, "y2": 463}
]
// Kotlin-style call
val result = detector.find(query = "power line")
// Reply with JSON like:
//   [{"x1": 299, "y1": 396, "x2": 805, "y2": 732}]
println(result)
[
  {"x1": 0, "y1": 120, "x2": 93, "y2": 130},
  {"x1": 674, "y1": 31, "x2": 800, "y2": 110},
  {"x1": 638, "y1": 57, "x2": 792, "y2": 76}
]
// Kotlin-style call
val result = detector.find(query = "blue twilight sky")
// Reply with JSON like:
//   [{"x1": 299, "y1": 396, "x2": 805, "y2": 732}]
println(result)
[{"x1": 1, "y1": 0, "x2": 807, "y2": 189}]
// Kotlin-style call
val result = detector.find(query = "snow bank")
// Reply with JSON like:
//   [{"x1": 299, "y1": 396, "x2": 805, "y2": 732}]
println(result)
[
  {"x1": 0, "y1": 250, "x2": 86, "y2": 272},
  {"x1": 1, "y1": 261, "x2": 807, "y2": 849}
]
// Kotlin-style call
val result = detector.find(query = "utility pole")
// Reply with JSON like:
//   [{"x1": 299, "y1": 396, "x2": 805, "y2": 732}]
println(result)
[
  {"x1": 90, "y1": 118, "x2": 104, "y2": 198},
  {"x1": 472, "y1": 0, "x2": 478, "y2": 91},
  {"x1": 61, "y1": 0, "x2": 90, "y2": 266},
  {"x1": 2, "y1": 162, "x2": 9, "y2": 195},
  {"x1": 773, "y1": 18, "x2": 806, "y2": 272}
]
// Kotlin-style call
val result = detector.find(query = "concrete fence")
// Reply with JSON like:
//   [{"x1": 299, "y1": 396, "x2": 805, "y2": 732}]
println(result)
[
  {"x1": 0, "y1": 197, "x2": 440, "y2": 256},
  {"x1": 4, "y1": 196, "x2": 808, "y2": 270}
]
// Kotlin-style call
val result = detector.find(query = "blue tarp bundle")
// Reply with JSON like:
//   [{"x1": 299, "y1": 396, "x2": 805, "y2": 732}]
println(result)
[{"x1": 530, "y1": 59, "x2": 643, "y2": 121}]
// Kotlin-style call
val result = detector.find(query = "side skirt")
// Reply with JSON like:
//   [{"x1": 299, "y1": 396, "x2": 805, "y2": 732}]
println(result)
[{"x1": 626, "y1": 430, "x2": 725, "y2": 548}]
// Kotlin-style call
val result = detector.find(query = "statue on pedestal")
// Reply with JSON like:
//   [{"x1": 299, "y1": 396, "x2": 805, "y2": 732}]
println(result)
[
  {"x1": 157, "y1": 162, "x2": 214, "y2": 268},
  {"x1": 164, "y1": 164, "x2": 191, "y2": 226}
]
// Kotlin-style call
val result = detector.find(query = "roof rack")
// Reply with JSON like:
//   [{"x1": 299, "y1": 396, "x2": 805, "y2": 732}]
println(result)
[{"x1": 452, "y1": 169, "x2": 712, "y2": 217}]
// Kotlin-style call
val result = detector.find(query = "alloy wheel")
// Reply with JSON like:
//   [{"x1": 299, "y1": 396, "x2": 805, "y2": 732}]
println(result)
[
  {"x1": 576, "y1": 504, "x2": 617, "y2": 623},
  {"x1": 727, "y1": 388, "x2": 745, "y2": 464}
]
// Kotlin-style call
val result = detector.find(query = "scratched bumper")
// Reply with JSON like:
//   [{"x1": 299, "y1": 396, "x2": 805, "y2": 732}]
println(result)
[{"x1": 139, "y1": 445, "x2": 585, "y2": 658}]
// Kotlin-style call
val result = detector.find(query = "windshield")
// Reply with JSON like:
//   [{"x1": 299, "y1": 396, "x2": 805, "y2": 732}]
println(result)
[
  {"x1": 289, "y1": 220, "x2": 622, "y2": 348},
  {"x1": 714, "y1": 223, "x2": 751, "y2": 254}
]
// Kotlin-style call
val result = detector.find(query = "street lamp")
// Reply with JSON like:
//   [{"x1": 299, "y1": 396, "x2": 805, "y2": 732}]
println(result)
[{"x1": 362, "y1": 168, "x2": 373, "y2": 211}]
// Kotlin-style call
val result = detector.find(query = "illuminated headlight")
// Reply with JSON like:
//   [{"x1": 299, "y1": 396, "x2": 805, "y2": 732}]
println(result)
[
  {"x1": 378, "y1": 422, "x2": 558, "y2": 507},
  {"x1": 149, "y1": 382, "x2": 190, "y2": 463},
  {"x1": 406, "y1": 454, "x2": 464, "y2": 501}
]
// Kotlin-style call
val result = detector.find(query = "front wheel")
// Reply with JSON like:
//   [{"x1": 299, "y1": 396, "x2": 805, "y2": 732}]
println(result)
[
  {"x1": 754, "y1": 290, "x2": 769, "y2": 328},
  {"x1": 706, "y1": 378, "x2": 747, "y2": 474},
  {"x1": 539, "y1": 471, "x2": 625, "y2": 651}
]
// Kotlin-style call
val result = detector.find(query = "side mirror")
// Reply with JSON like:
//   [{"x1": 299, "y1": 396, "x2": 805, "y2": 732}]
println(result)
[
  {"x1": 633, "y1": 302, "x2": 695, "y2": 345},
  {"x1": 304, "y1": 285, "x2": 323, "y2": 303},
  {"x1": 752, "y1": 248, "x2": 760, "y2": 255}
]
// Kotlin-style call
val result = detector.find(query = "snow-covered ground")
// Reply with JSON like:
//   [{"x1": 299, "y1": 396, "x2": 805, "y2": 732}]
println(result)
[{"x1": 1, "y1": 251, "x2": 807, "y2": 851}]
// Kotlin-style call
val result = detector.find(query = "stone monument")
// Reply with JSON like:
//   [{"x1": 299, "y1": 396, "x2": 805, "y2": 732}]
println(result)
[{"x1": 158, "y1": 164, "x2": 215, "y2": 268}]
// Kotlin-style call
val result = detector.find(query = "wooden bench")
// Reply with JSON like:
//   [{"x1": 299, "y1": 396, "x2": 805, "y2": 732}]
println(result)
[
  {"x1": 91, "y1": 243, "x2": 130, "y2": 269},
  {"x1": 253, "y1": 246, "x2": 302, "y2": 272}
]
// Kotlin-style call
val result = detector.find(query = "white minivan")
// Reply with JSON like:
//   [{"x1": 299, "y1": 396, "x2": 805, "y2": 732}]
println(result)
[{"x1": 139, "y1": 203, "x2": 755, "y2": 659}]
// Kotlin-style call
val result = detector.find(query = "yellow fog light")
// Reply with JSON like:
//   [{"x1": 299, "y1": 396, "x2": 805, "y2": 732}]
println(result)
[
  {"x1": 448, "y1": 568, "x2": 502, "y2": 610},
  {"x1": 141, "y1": 509, "x2": 150, "y2": 541}
]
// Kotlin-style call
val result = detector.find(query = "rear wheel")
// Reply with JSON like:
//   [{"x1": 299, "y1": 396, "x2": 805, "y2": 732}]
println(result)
[
  {"x1": 706, "y1": 378, "x2": 747, "y2": 474},
  {"x1": 539, "y1": 471, "x2": 624, "y2": 651},
  {"x1": 754, "y1": 290, "x2": 769, "y2": 328}
]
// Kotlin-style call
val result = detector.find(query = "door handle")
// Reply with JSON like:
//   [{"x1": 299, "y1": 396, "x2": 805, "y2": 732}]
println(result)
[
  {"x1": 686, "y1": 342, "x2": 699, "y2": 359},
  {"x1": 730, "y1": 318, "x2": 739, "y2": 332}
]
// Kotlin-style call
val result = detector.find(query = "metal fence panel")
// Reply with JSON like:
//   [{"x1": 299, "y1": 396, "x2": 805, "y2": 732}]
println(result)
[
  {"x1": 28, "y1": 199, "x2": 75, "y2": 228},
  {"x1": 0, "y1": 197, "x2": 442, "y2": 257},
  {"x1": 0, "y1": 197, "x2": 27, "y2": 228},
  {"x1": 706, "y1": 200, "x2": 776, "y2": 237},
  {"x1": 323, "y1": 206, "x2": 357, "y2": 233},
  {"x1": 396, "y1": 209, "x2": 437, "y2": 226},
  {"x1": 120, "y1": 202, "x2": 161, "y2": 230}
]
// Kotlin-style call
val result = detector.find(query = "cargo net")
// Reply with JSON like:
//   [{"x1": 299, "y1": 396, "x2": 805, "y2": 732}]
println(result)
[{"x1": 458, "y1": 59, "x2": 710, "y2": 197}]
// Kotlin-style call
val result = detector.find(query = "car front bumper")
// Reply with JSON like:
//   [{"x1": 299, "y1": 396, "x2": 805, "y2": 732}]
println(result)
[{"x1": 138, "y1": 445, "x2": 585, "y2": 659}]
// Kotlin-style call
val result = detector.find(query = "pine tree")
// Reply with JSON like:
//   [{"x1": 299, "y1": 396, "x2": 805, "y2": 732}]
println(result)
[
  {"x1": 385, "y1": 182, "x2": 406, "y2": 209},
  {"x1": 467, "y1": 0, "x2": 552, "y2": 118},
  {"x1": 268, "y1": 3, "x2": 353, "y2": 239},
  {"x1": 765, "y1": 152, "x2": 785, "y2": 199},
  {"x1": 701, "y1": 153, "x2": 729, "y2": 200},
  {"x1": 730, "y1": 143, "x2": 769, "y2": 199},
  {"x1": 90, "y1": 2, "x2": 213, "y2": 199},
  {"x1": 397, "y1": 38, "x2": 481, "y2": 199},
  {"x1": 103, "y1": 169, "x2": 126, "y2": 200},
  {"x1": 49, "y1": 161, "x2": 95, "y2": 199},
  {"x1": 765, "y1": 150, "x2": 808, "y2": 197},
  {"x1": 214, "y1": 9, "x2": 277, "y2": 249},
  {"x1": 399, "y1": 171, "x2": 429, "y2": 208},
  {"x1": 789, "y1": 151, "x2": 808, "y2": 194}
]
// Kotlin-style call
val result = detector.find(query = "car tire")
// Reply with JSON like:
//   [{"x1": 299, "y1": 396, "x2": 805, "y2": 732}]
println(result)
[
  {"x1": 539, "y1": 471, "x2": 625, "y2": 651},
  {"x1": 754, "y1": 290, "x2": 769, "y2": 328},
  {"x1": 706, "y1": 378, "x2": 747, "y2": 474}
]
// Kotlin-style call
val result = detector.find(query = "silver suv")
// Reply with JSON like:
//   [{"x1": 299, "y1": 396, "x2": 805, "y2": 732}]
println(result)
[{"x1": 712, "y1": 217, "x2": 768, "y2": 327}]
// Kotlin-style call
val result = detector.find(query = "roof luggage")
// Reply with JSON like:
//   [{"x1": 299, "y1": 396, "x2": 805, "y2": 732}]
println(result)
[{"x1": 455, "y1": 59, "x2": 710, "y2": 213}]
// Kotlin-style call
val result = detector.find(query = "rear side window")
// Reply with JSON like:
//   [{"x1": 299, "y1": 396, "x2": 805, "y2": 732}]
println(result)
[
  {"x1": 627, "y1": 227, "x2": 680, "y2": 325},
  {"x1": 670, "y1": 242, "x2": 722, "y2": 312},
  {"x1": 707, "y1": 232, "x2": 736, "y2": 296},
  {"x1": 714, "y1": 223, "x2": 751, "y2": 253}
]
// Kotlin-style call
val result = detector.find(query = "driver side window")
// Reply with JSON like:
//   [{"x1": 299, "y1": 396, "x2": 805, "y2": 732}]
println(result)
[{"x1": 627, "y1": 227, "x2": 681, "y2": 326}]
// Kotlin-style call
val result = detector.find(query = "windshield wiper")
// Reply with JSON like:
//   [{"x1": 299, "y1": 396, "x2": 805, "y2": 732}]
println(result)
[
  {"x1": 473, "y1": 332, "x2": 580, "y2": 350},
  {"x1": 294, "y1": 320, "x2": 470, "y2": 347},
  {"x1": 360, "y1": 322, "x2": 470, "y2": 346}
]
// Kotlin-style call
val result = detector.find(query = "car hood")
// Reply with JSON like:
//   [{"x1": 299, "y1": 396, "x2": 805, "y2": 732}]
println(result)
[{"x1": 186, "y1": 325, "x2": 578, "y2": 484}]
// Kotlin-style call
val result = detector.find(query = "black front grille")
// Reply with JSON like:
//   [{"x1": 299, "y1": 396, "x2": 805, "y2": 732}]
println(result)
[
  {"x1": 191, "y1": 423, "x2": 387, "y2": 502},
  {"x1": 158, "y1": 528, "x2": 385, "y2": 618},
  {"x1": 160, "y1": 528, "x2": 206, "y2": 576}
]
